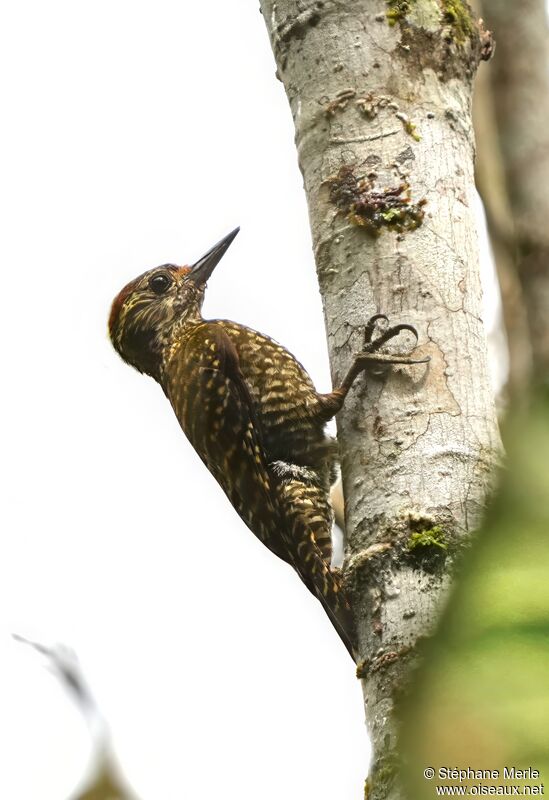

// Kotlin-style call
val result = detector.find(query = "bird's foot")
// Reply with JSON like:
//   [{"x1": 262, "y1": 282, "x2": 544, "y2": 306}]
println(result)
[{"x1": 356, "y1": 313, "x2": 430, "y2": 367}]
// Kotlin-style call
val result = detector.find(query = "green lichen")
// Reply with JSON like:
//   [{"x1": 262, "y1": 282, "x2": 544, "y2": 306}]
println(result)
[
  {"x1": 385, "y1": 0, "x2": 417, "y2": 26},
  {"x1": 408, "y1": 526, "x2": 448, "y2": 551},
  {"x1": 440, "y1": 0, "x2": 475, "y2": 45},
  {"x1": 325, "y1": 166, "x2": 427, "y2": 237}
]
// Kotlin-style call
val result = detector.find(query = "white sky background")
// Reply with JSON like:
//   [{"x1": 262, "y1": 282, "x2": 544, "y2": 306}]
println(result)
[
  {"x1": 0, "y1": 2, "x2": 506, "y2": 799},
  {"x1": 1, "y1": 2, "x2": 367, "y2": 798}
]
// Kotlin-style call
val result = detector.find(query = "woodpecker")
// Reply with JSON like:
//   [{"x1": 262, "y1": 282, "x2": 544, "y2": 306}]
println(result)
[{"x1": 109, "y1": 228, "x2": 428, "y2": 660}]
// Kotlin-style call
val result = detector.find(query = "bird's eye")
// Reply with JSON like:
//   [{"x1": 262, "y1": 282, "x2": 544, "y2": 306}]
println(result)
[{"x1": 149, "y1": 273, "x2": 173, "y2": 295}]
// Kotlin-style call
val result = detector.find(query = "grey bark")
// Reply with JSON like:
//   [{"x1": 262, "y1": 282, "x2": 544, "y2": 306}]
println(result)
[
  {"x1": 475, "y1": 0, "x2": 549, "y2": 384},
  {"x1": 258, "y1": 2, "x2": 502, "y2": 798}
]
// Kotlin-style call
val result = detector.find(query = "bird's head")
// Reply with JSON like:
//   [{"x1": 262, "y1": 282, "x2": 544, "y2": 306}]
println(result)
[{"x1": 109, "y1": 227, "x2": 239, "y2": 378}]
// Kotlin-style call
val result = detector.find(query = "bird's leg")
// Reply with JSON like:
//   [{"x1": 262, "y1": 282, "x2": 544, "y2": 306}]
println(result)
[{"x1": 318, "y1": 314, "x2": 429, "y2": 419}]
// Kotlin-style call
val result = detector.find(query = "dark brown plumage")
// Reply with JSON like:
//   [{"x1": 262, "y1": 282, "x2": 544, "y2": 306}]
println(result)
[{"x1": 109, "y1": 229, "x2": 428, "y2": 660}]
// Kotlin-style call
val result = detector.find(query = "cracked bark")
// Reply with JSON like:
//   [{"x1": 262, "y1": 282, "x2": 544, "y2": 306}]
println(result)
[{"x1": 258, "y1": 2, "x2": 502, "y2": 798}]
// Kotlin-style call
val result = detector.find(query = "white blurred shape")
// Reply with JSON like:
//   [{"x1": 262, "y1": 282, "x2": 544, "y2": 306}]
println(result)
[{"x1": 475, "y1": 191, "x2": 510, "y2": 396}]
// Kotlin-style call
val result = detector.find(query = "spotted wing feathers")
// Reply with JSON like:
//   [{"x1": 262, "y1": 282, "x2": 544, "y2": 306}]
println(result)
[{"x1": 164, "y1": 322, "x2": 356, "y2": 659}]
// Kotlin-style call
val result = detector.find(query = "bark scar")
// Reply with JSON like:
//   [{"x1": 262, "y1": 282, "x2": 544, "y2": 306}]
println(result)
[{"x1": 274, "y1": 1, "x2": 326, "y2": 46}]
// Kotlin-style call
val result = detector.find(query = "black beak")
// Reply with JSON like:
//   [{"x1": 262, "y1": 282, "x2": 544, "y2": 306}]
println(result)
[{"x1": 187, "y1": 227, "x2": 240, "y2": 285}]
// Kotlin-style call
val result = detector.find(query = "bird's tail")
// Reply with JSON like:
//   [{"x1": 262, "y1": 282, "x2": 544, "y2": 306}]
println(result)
[
  {"x1": 294, "y1": 556, "x2": 357, "y2": 662},
  {"x1": 274, "y1": 473, "x2": 357, "y2": 661}
]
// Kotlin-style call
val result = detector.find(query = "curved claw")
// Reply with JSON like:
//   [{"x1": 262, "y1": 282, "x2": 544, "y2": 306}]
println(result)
[
  {"x1": 364, "y1": 314, "x2": 389, "y2": 344},
  {"x1": 365, "y1": 322, "x2": 419, "y2": 353},
  {"x1": 357, "y1": 352, "x2": 431, "y2": 367}
]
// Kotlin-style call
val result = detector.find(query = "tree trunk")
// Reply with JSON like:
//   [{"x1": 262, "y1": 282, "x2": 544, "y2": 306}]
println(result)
[
  {"x1": 258, "y1": 1, "x2": 501, "y2": 798},
  {"x1": 473, "y1": 54, "x2": 533, "y2": 401},
  {"x1": 476, "y1": 0, "x2": 549, "y2": 384}
]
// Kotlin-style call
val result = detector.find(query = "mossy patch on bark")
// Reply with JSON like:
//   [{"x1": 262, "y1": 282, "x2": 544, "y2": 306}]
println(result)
[
  {"x1": 386, "y1": 0, "x2": 475, "y2": 44},
  {"x1": 385, "y1": 0, "x2": 417, "y2": 27},
  {"x1": 408, "y1": 525, "x2": 448, "y2": 551},
  {"x1": 385, "y1": 0, "x2": 483, "y2": 82},
  {"x1": 407, "y1": 525, "x2": 449, "y2": 571},
  {"x1": 440, "y1": 0, "x2": 475, "y2": 45}
]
